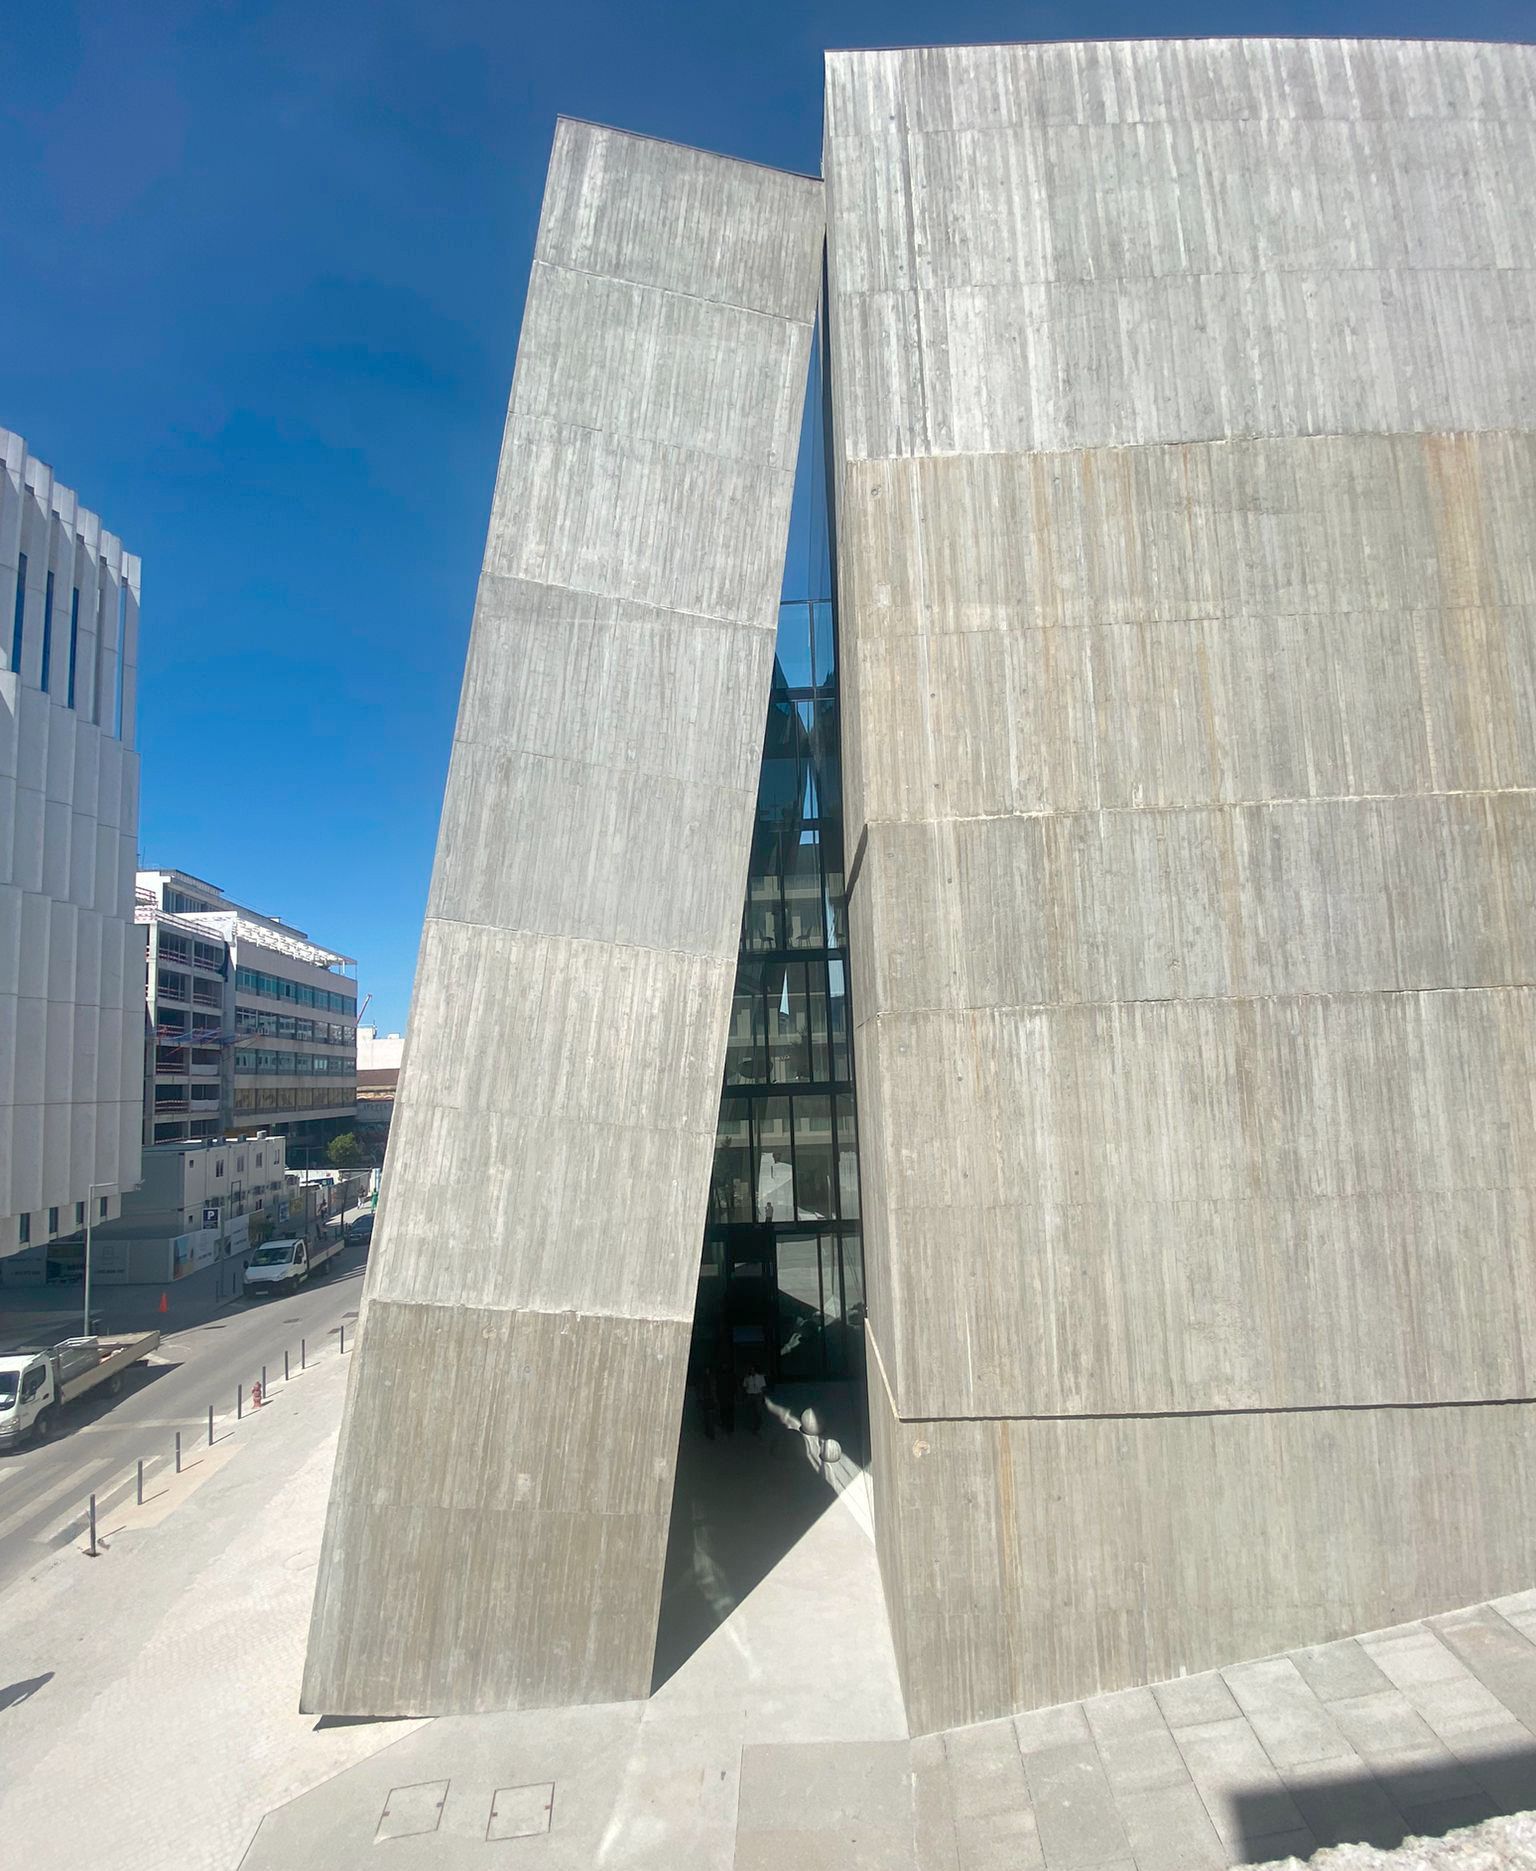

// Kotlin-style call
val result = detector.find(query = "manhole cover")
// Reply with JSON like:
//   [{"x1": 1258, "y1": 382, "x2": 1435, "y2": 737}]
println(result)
[
  {"x1": 488, "y1": 1784, "x2": 554, "y2": 1840},
  {"x1": 375, "y1": 1782, "x2": 447, "y2": 1842}
]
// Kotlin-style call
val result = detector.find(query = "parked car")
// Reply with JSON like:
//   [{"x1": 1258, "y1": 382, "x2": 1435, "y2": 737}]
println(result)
[{"x1": 344, "y1": 1214, "x2": 375, "y2": 1246}]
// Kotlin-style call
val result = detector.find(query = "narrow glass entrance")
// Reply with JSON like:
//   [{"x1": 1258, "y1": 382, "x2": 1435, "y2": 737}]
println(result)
[{"x1": 689, "y1": 597, "x2": 865, "y2": 1397}]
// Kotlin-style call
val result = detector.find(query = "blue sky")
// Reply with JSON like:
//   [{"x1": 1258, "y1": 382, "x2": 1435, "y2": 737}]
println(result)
[{"x1": 3, "y1": 0, "x2": 1532, "y2": 1031}]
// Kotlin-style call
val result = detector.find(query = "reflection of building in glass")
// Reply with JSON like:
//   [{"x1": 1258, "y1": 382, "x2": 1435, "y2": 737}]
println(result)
[{"x1": 698, "y1": 597, "x2": 864, "y2": 1386}]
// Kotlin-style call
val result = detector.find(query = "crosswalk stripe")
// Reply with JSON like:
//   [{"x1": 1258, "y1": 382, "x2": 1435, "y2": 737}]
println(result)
[{"x1": 0, "y1": 1456, "x2": 119, "y2": 1542}]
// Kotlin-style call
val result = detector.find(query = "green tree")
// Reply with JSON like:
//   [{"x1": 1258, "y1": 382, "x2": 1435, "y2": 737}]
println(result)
[{"x1": 327, "y1": 1131, "x2": 364, "y2": 1170}]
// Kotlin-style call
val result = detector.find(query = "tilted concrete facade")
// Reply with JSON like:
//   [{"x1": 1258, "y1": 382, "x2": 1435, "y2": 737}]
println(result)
[
  {"x1": 304, "y1": 124, "x2": 822, "y2": 1714},
  {"x1": 824, "y1": 38, "x2": 1536, "y2": 1733}
]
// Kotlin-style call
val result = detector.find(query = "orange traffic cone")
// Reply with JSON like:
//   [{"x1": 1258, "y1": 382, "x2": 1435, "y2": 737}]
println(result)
[{"x1": 158, "y1": 1292, "x2": 169, "y2": 1315}]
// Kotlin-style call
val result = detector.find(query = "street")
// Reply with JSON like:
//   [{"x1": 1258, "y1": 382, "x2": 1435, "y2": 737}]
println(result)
[{"x1": 0, "y1": 1239, "x2": 367, "y2": 1593}]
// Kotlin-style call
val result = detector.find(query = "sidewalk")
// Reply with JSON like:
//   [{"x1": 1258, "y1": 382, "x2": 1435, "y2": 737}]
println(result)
[{"x1": 0, "y1": 1332, "x2": 1533, "y2": 1871}]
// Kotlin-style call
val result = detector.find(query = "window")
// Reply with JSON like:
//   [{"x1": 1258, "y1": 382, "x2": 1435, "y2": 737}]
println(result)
[
  {"x1": 99, "y1": 1197, "x2": 108, "y2": 1219},
  {"x1": 234, "y1": 967, "x2": 356, "y2": 1015},
  {"x1": 67, "y1": 586, "x2": 79, "y2": 706},
  {"x1": 159, "y1": 934, "x2": 191, "y2": 963},
  {"x1": 113, "y1": 581, "x2": 125, "y2": 738},
  {"x1": 157, "y1": 968, "x2": 189, "y2": 1000},
  {"x1": 17, "y1": 1213, "x2": 29, "y2": 1246},
  {"x1": 92, "y1": 578, "x2": 107, "y2": 724},
  {"x1": 48, "y1": 1205, "x2": 59, "y2": 1234},
  {"x1": 39, "y1": 570, "x2": 54, "y2": 692},
  {"x1": 215, "y1": 1161, "x2": 224, "y2": 1178},
  {"x1": 10, "y1": 552, "x2": 25, "y2": 674},
  {"x1": 75, "y1": 1201, "x2": 85, "y2": 1226}
]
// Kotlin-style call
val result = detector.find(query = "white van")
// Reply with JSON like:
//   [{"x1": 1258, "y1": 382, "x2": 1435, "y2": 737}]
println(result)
[{"x1": 243, "y1": 1238, "x2": 315, "y2": 1297}]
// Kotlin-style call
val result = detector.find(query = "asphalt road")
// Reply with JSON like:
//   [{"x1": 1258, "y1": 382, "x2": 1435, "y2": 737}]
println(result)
[{"x1": 0, "y1": 1242, "x2": 367, "y2": 1592}]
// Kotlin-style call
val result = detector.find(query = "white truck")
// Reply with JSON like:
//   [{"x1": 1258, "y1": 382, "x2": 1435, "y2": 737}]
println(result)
[
  {"x1": 242, "y1": 1233, "x2": 343, "y2": 1299},
  {"x1": 0, "y1": 1332, "x2": 161, "y2": 1449}
]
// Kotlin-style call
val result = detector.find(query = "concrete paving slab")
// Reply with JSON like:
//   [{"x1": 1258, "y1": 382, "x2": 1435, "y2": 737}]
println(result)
[
  {"x1": 953, "y1": 1803, "x2": 1044, "y2": 1871},
  {"x1": 1276, "y1": 1755, "x2": 1409, "y2": 1851},
  {"x1": 1173, "y1": 1716, "x2": 1313, "y2": 1850},
  {"x1": 1223, "y1": 1657, "x2": 1361, "y2": 1769},
  {"x1": 1114, "y1": 1779, "x2": 1228, "y2": 1871},
  {"x1": 1431, "y1": 1608, "x2": 1536, "y2": 1732},
  {"x1": 1019, "y1": 1740, "x2": 1132, "y2": 1867},
  {"x1": 943, "y1": 1717, "x2": 1028, "y2": 1816},
  {"x1": 1291, "y1": 1641, "x2": 1397, "y2": 1706},
  {"x1": 1155, "y1": 1672, "x2": 1245, "y2": 1729}
]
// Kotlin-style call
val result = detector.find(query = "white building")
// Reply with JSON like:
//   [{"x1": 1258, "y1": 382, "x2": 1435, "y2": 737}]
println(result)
[
  {"x1": 81, "y1": 1133, "x2": 289, "y2": 1285},
  {"x1": 0, "y1": 428, "x2": 143, "y2": 1265},
  {"x1": 137, "y1": 869, "x2": 358, "y2": 1160}
]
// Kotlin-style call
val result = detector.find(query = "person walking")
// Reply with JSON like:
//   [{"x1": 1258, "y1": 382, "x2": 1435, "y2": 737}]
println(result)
[{"x1": 742, "y1": 1362, "x2": 767, "y2": 1437}]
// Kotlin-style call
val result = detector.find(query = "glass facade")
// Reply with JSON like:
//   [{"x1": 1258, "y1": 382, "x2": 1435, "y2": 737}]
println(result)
[{"x1": 695, "y1": 595, "x2": 864, "y2": 1386}]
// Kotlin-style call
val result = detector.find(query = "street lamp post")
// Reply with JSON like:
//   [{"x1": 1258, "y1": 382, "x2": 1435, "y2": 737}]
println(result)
[{"x1": 83, "y1": 1181, "x2": 114, "y2": 1339}]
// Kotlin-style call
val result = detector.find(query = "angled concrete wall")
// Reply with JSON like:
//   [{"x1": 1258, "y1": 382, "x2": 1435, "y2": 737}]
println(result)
[
  {"x1": 825, "y1": 37, "x2": 1536, "y2": 1733},
  {"x1": 304, "y1": 122, "x2": 822, "y2": 1716}
]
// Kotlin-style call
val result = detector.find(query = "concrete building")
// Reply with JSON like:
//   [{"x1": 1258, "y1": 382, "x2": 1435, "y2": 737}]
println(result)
[
  {"x1": 307, "y1": 39, "x2": 1536, "y2": 1738},
  {"x1": 0, "y1": 428, "x2": 142, "y2": 1270},
  {"x1": 136, "y1": 885, "x2": 230, "y2": 1145},
  {"x1": 304, "y1": 120, "x2": 825, "y2": 1716},
  {"x1": 137, "y1": 868, "x2": 358, "y2": 1160},
  {"x1": 824, "y1": 36, "x2": 1536, "y2": 1734}
]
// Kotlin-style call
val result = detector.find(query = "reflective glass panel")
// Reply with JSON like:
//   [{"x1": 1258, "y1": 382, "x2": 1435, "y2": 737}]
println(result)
[
  {"x1": 775, "y1": 1232, "x2": 823, "y2": 1379},
  {"x1": 711, "y1": 1099, "x2": 752, "y2": 1224},
  {"x1": 754, "y1": 1097, "x2": 793, "y2": 1224},
  {"x1": 837, "y1": 1099, "x2": 861, "y2": 1220},
  {"x1": 793, "y1": 1094, "x2": 835, "y2": 1221}
]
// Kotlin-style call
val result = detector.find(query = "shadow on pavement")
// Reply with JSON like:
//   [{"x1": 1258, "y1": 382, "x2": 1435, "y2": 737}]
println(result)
[
  {"x1": 0, "y1": 1673, "x2": 53, "y2": 1713},
  {"x1": 649, "y1": 1393, "x2": 837, "y2": 1695},
  {"x1": 1236, "y1": 1742, "x2": 1536, "y2": 1863},
  {"x1": 311, "y1": 1714, "x2": 417, "y2": 1732}
]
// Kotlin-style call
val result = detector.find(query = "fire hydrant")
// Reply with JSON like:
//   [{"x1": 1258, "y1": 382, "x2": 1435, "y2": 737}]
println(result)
[{"x1": 250, "y1": 1380, "x2": 263, "y2": 1411}]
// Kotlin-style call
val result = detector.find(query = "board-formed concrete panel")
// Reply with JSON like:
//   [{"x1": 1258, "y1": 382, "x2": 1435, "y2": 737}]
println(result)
[
  {"x1": 303, "y1": 123, "x2": 822, "y2": 1716},
  {"x1": 826, "y1": 37, "x2": 1536, "y2": 1732}
]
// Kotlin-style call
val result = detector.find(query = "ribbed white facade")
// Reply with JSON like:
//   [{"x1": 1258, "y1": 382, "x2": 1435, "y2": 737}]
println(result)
[{"x1": 0, "y1": 427, "x2": 143, "y2": 1259}]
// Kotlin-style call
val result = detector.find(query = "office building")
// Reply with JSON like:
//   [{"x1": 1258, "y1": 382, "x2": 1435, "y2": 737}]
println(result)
[
  {"x1": 137, "y1": 868, "x2": 358, "y2": 1159},
  {"x1": 307, "y1": 40, "x2": 1536, "y2": 1736},
  {"x1": 0, "y1": 427, "x2": 142, "y2": 1270}
]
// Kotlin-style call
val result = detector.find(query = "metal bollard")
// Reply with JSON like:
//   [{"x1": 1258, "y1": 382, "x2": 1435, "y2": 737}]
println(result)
[
  {"x1": 340, "y1": 1324, "x2": 346, "y2": 1355},
  {"x1": 136, "y1": 1458, "x2": 144, "y2": 1506},
  {"x1": 87, "y1": 1494, "x2": 98, "y2": 1556},
  {"x1": 175, "y1": 1431, "x2": 182, "y2": 1475},
  {"x1": 237, "y1": 1383, "x2": 243, "y2": 1421},
  {"x1": 284, "y1": 1348, "x2": 290, "y2": 1383},
  {"x1": 301, "y1": 1337, "x2": 306, "y2": 1371},
  {"x1": 208, "y1": 1403, "x2": 214, "y2": 1446},
  {"x1": 262, "y1": 1364, "x2": 267, "y2": 1396}
]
